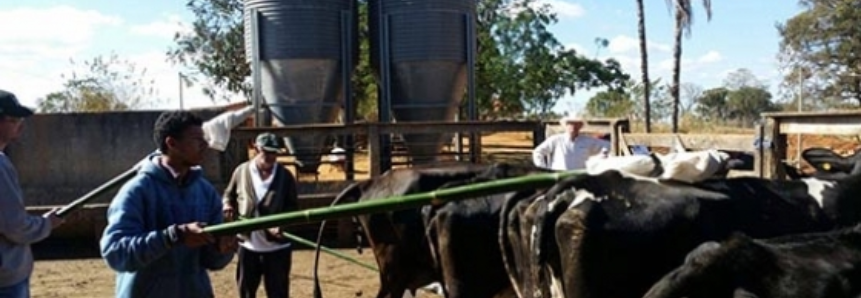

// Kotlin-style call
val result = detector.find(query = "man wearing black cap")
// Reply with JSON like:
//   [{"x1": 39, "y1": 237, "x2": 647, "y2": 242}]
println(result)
[
  {"x1": 0, "y1": 89, "x2": 64, "y2": 298},
  {"x1": 222, "y1": 132, "x2": 298, "y2": 298}
]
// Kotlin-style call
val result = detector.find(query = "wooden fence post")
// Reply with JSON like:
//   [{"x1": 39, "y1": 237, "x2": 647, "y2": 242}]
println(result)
[{"x1": 754, "y1": 124, "x2": 764, "y2": 178}]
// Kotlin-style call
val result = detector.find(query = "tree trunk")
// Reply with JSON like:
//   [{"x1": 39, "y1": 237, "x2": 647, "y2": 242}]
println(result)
[
  {"x1": 636, "y1": 0, "x2": 651, "y2": 133},
  {"x1": 671, "y1": 11, "x2": 683, "y2": 133}
]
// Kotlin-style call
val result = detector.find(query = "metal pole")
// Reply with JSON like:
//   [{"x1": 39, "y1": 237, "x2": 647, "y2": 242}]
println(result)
[
  {"x1": 251, "y1": 8, "x2": 263, "y2": 127},
  {"x1": 178, "y1": 72, "x2": 184, "y2": 110},
  {"x1": 465, "y1": 13, "x2": 479, "y2": 163},
  {"x1": 378, "y1": 5, "x2": 392, "y2": 173},
  {"x1": 796, "y1": 69, "x2": 803, "y2": 166},
  {"x1": 341, "y1": 10, "x2": 355, "y2": 181}
]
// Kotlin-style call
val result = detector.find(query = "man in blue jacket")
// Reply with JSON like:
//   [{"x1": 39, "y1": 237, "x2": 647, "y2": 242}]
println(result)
[
  {"x1": 0, "y1": 89, "x2": 64, "y2": 298},
  {"x1": 100, "y1": 110, "x2": 237, "y2": 298}
]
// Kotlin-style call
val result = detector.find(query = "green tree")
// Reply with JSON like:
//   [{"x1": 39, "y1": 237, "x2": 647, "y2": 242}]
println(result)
[
  {"x1": 718, "y1": 68, "x2": 777, "y2": 126},
  {"x1": 168, "y1": 0, "x2": 248, "y2": 102},
  {"x1": 666, "y1": 0, "x2": 712, "y2": 132},
  {"x1": 169, "y1": 0, "x2": 629, "y2": 120},
  {"x1": 37, "y1": 53, "x2": 157, "y2": 113},
  {"x1": 694, "y1": 87, "x2": 729, "y2": 122},
  {"x1": 627, "y1": 78, "x2": 670, "y2": 123},
  {"x1": 585, "y1": 89, "x2": 635, "y2": 117},
  {"x1": 679, "y1": 82, "x2": 702, "y2": 114},
  {"x1": 726, "y1": 86, "x2": 778, "y2": 127},
  {"x1": 777, "y1": 0, "x2": 861, "y2": 106},
  {"x1": 722, "y1": 68, "x2": 765, "y2": 90}
]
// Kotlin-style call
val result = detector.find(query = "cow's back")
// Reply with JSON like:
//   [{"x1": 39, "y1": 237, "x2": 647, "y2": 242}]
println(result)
[{"x1": 550, "y1": 171, "x2": 838, "y2": 298}]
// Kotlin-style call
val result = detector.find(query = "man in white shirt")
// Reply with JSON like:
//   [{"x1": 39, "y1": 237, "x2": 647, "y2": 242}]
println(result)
[
  {"x1": 222, "y1": 133, "x2": 298, "y2": 298},
  {"x1": 532, "y1": 114, "x2": 611, "y2": 170}
]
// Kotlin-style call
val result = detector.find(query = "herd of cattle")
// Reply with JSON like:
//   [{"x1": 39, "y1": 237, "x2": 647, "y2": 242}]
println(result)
[{"x1": 310, "y1": 146, "x2": 861, "y2": 298}]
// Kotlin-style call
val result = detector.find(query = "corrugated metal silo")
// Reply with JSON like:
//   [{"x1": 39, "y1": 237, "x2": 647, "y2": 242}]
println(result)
[
  {"x1": 369, "y1": 0, "x2": 477, "y2": 164},
  {"x1": 244, "y1": 0, "x2": 359, "y2": 172}
]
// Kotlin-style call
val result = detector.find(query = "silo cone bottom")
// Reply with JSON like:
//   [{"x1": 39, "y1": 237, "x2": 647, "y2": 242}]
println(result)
[
  {"x1": 400, "y1": 133, "x2": 454, "y2": 164},
  {"x1": 282, "y1": 136, "x2": 327, "y2": 174}
]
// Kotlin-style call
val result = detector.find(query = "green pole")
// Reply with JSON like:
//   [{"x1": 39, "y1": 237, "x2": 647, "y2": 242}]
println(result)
[
  {"x1": 234, "y1": 216, "x2": 378, "y2": 272},
  {"x1": 204, "y1": 170, "x2": 584, "y2": 236},
  {"x1": 280, "y1": 232, "x2": 378, "y2": 272}
]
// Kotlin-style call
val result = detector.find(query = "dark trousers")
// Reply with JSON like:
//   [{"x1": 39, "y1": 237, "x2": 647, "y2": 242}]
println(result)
[{"x1": 236, "y1": 245, "x2": 293, "y2": 298}]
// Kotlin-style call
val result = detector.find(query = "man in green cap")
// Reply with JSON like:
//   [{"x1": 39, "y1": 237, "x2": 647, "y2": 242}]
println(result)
[{"x1": 222, "y1": 132, "x2": 299, "y2": 298}]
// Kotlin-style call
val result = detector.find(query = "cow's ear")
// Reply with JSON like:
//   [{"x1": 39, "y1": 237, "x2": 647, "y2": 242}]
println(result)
[{"x1": 802, "y1": 147, "x2": 843, "y2": 172}]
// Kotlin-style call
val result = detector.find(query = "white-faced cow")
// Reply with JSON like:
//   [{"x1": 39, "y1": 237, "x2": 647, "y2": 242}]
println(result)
[
  {"x1": 506, "y1": 165, "x2": 861, "y2": 298},
  {"x1": 643, "y1": 223, "x2": 861, "y2": 298}
]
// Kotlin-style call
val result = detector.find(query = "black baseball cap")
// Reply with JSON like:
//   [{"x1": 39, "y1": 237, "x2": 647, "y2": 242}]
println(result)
[{"x1": 0, "y1": 89, "x2": 35, "y2": 117}]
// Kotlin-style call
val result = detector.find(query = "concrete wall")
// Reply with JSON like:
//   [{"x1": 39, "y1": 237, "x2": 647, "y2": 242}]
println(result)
[{"x1": 5, "y1": 107, "x2": 247, "y2": 207}]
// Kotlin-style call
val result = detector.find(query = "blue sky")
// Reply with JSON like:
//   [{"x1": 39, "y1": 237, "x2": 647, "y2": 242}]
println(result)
[{"x1": 0, "y1": 0, "x2": 805, "y2": 114}]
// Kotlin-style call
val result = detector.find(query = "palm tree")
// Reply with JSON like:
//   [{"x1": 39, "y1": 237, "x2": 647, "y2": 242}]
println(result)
[
  {"x1": 636, "y1": 0, "x2": 652, "y2": 133},
  {"x1": 667, "y1": 0, "x2": 712, "y2": 133}
]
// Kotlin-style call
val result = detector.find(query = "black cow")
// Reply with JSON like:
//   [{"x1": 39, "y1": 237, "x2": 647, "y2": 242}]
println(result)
[
  {"x1": 423, "y1": 163, "x2": 550, "y2": 298},
  {"x1": 311, "y1": 162, "x2": 547, "y2": 298},
  {"x1": 783, "y1": 147, "x2": 861, "y2": 180},
  {"x1": 643, "y1": 224, "x2": 861, "y2": 298},
  {"x1": 509, "y1": 167, "x2": 861, "y2": 298}
]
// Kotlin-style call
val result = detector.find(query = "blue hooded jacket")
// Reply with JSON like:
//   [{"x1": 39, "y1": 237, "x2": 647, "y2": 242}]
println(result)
[{"x1": 99, "y1": 153, "x2": 234, "y2": 298}]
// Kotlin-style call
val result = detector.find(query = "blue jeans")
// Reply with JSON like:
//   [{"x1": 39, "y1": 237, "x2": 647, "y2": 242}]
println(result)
[{"x1": 0, "y1": 278, "x2": 29, "y2": 298}]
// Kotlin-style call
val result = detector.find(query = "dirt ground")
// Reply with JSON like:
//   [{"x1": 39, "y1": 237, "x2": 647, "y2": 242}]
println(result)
[{"x1": 30, "y1": 248, "x2": 441, "y2": 298}]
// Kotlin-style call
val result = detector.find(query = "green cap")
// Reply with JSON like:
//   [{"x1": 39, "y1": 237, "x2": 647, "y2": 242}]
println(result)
[{"x1": 255, "y1": 133, "x2": 284, "y2": 153}]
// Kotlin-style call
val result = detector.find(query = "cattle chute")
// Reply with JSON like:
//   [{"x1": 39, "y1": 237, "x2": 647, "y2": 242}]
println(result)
[{"x1": 203, "y1": 169, "x2": 586, "y2": 235}]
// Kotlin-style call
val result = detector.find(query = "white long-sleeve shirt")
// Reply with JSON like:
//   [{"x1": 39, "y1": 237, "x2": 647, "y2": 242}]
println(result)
[
  {"x1": 240, "y1": 162, "x2": 292, "y2": 253},
  {"x1": 532, "y1": 134, "x2": 611, "y2": 170}
]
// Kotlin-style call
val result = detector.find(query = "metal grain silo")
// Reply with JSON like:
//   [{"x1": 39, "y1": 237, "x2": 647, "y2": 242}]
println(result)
[
  {"x1": 370, "y1": 0, "x2": 477, "y2": 165},
  {"x1": 244, "y1": 0, "x2": 359, "y2": 173}
]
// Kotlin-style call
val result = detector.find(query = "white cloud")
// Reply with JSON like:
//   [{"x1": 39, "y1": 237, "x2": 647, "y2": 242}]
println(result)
[
  {"x1": 539, "y1": 0, "x2": 586, "y2": 18},
  {"x1": 0, "y1": 6, "x2": 124, "y2": 106},
  {"x1": 607, "y1": 35, "x2": 671, "y2": 55},
  {"x1": 0, "y1": 5, "x2": 245, "y2": 111},
  {"x1": 697, "y1": 50, "x2": 722, "y2": 63},
  {"x1": 0, "y1": 6, "x2": 122, "y2": 47},
  {"x1": 503, "y1": 0, "x2": 585, "y2": 19},
  {"x1": 657, "y1": 51, "x2": 722, "y2": 73},
  {"x1": 126, "y1": 51, "x2": 245, "y2": 110},
  {"x1": 130, "y1": 14, "x2": 191, "y2": 40}
]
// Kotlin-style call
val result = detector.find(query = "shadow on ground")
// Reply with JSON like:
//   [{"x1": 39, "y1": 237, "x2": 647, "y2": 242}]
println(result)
[{"x1": 32, "y1": 237, "x2": 102, "y2": 260}]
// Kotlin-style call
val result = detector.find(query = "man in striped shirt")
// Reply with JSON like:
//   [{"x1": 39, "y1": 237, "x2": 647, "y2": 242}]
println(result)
[{"x1": 532, "y1": 114, "x2": 611, "y2": 171}]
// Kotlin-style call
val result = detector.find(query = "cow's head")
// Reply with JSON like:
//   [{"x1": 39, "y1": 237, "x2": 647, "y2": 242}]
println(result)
[
  {"x1": 701, "y1": 150, "x2": 751, "y2": 180},
  {"x1": 795, "y1": 147, "x2": 861, "y2": 180}
]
